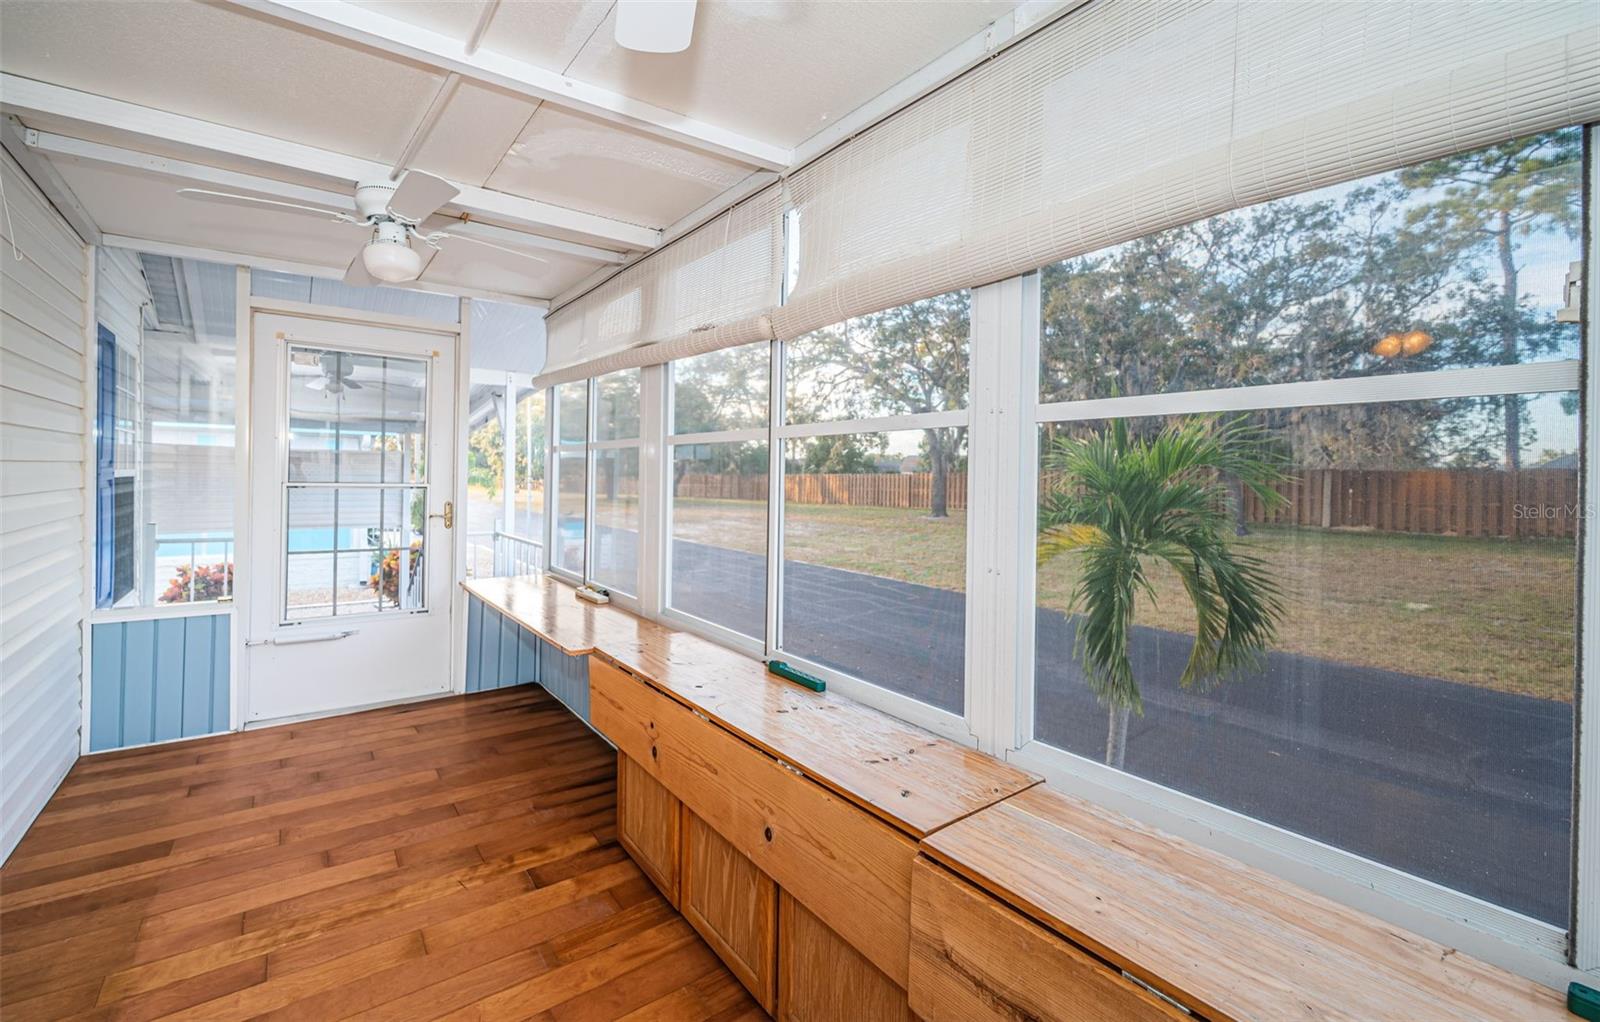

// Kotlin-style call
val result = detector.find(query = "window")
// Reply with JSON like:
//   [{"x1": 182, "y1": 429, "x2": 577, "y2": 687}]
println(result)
[
  {"x1": 666, "y1": 343, "x2": 769, "y2": 642},
  {"x1": 94, "y1": 250, "x2": 238, "y2": 609},
  {"x1": 1038, "y1": 129, "x2": 1583, "y2": 403},
  {"x1": 552, "y1": 380, "x2": 588, "y2": 578},
  {"x1": 284, "y1": 347, "x2": 429, "y2": 620},
  {"x1": 464, "y1": 377, "x2": 545, "y2": 579},
  {"x1": 465, "y1": 377, "x2": 506, "y2": 579},
  {"x1": 512, "y1": 388, "x2": 547, "y2": 570},
  {"x1": 596, "y1": 369, "x2": 641, "y2": 441},
  {"x1": 775, "y1": 290, "x2": 971, "y2": 716},
  {"x1": 591, "y1": 446, "x2": 639, "y2": 593},
  {"x1": 781, "y1": 427, "x2": 968, "y2": 713},
  {"x1": 590, "y1": 369, "x2": 641, "y2": 594},
  {"x1": 1028, "y1": 127, "x2": 1584, "y2": 927},
  {"x1": 557, "y1": 380, "x2": 587, "y2": 445}
]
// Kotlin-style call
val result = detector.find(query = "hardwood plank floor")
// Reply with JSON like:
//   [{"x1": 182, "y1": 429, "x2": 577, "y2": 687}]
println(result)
[{"x1": 0, "y1": 686, "x2": 765, "y2": 1021}]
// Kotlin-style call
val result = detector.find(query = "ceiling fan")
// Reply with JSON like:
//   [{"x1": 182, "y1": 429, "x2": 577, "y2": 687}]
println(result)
[
  {"x1": 615, "y1": 0, "x2": 697, "y2": 53},
  {"x1": 298, "y1": 350, "x2": 363, "y2": 394},
  {"x1": 176, "y1": 170, "x2": 546, "y2": 287}
]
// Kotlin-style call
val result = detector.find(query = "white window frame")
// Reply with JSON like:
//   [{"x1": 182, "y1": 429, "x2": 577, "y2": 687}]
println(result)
[
  {"x1": 964, "y1": 126, "x2": 1597, "y2": 987},
  {"x1": 766, "y1": 315, "x2": 975, "y2": 743},
  {"x1": 548, "y1": 379, "x2": 589, "y2": 587},
  {"x1": 550, "y1": 368, "x2": 646, "y2": 607},
  {"x1": 658, "y1": 343, "x2": 771, "y2": 659},
  {"x1": 591, "y1": 367, "x2": 644, "y2": 604},
  {"x1": 1011, "y1": 363, "x2": 1582, "y2": 980}
]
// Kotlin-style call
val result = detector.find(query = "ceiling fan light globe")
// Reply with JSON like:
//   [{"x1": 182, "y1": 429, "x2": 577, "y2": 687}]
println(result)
[{"x1": 361, "y1": 239, "x2": 423, "y2": 283}]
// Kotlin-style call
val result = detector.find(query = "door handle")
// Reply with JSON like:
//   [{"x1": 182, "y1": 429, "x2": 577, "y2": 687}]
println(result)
[
  {"x1": 246, "y1": 629, "x2": 359, "y2": 648},
  {"x1": 429, "y1": 500, "x2": 454, "y2": 530}
]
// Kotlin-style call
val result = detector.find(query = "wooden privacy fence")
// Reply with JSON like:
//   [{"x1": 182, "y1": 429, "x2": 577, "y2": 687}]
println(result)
[
  {"x1": 673, "y1": 472, "x2": 971, "y2": 511},
  {"x1": 1240, "y1": 468, "x2": 1580, "y2": 539},
  {"x1": 675, "y1": 468, "x2": 1579, "y2": 538}
]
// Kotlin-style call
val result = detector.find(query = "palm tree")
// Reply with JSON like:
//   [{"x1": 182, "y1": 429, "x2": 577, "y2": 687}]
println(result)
[{"x1": 1038, "y1": 415, "x2": 1289, "y2": 769}]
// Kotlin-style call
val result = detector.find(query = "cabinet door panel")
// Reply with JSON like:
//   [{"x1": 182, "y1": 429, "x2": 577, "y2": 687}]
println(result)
[
  {"x1": 909, "y1": 856, "x2": 1188, "y2": 1022},
  {"x1": 592, "y1": 657, "x2": 914, "y2": 985},
  {"x1": 778, "y1": 890, "x2": 910, "y2": 1022},
  {"x1": 682, "y1": 808, "x2": 777, "y2": 1012},
  {"x1": 617, "y1": 750, "x2": 680, "y2": 906}
]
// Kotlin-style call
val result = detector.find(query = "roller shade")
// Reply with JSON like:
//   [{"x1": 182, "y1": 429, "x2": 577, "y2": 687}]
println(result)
[
  {"x1": 771, "y1": 0, "x2": 1600, "y2": 340},
  {"x1": 543, "y1": 0, "x2": 1600, "y2": 384},
  {"x1": 536, "y1": 186, "x2": 784, "y2": 387}
]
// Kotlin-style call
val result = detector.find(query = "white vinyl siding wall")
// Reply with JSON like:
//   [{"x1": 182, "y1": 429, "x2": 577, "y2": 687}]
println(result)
[{"x1": 0, "y1": 148, "x2": 89, "y2": 863}]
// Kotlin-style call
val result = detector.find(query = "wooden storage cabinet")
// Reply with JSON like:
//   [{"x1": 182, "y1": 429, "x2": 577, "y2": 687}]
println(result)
[
  {"x1": 616, "y1": 750, "x2": 681, "y2": 907},
  {"x1": 779, "y1": 891, "x2": 911, "y2": 1022},
  {"x1": 909, "y1": 856, "x2": 1186, "y2": 1022},
  {"x1": 681, "y1": 808, "x2": 778, "y2": 1013},
  {"x1": 591, "y1": 657, "x2": 915, "y2": 986}
]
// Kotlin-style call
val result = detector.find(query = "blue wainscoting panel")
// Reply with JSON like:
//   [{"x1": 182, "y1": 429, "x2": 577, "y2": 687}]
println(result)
[
  {"x1": 538, "y1": 639, "x2": 590, "y2": 721},
  {"x1": 464, "y1": 593, "x2": 590, "y2": 723},
  {"x1": 90, "y1": 614, "x2": 230, "y2": 752}
]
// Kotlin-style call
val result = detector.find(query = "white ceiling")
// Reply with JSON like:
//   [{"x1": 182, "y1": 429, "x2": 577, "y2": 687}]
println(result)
[
  {"x1": 486, "y1": 105, "x2": 750, "y2": 226},
  {"x1": 0, "y1": 0, "x2": 1019, "y2": 304},
  {"x1": 565, "y1": 1, "x2": 1015, "y2": 144}
]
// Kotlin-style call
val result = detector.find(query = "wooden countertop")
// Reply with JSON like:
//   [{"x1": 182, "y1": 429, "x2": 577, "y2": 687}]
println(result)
[
  {"x1": 920, "y1": 785, "x2": 1567, "y2": 1021},
  {"x1": 462, "y1": 575, "x2": 1039, "y2": 838}
]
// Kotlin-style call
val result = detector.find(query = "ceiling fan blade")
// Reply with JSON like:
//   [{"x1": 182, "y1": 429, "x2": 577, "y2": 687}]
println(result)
[
  {"x1": 616, "y1": 0, "x2": 696, "y2": 53},
  {"x1": 343, "y1": 248, "x2": 377, "y2": 287},
  {"x1": 177, "y1": 188, "x2": 355, "y2": 222},
  {"x1": 386, "y1": 171, "x2": 458, "y2": 224},
  {"x1": 306, "y1": 376, "x2": 329, "y2": 391},
  {"x1": 436, "y1": 232, "x2": 549, "y2": 265}
]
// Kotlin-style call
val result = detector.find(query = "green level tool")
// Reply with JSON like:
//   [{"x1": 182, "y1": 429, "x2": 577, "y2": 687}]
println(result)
[
  {"x1": 767, "y1": 660, "x2": 825, "y2": 693},
  {"x1": 1571, "y1": 982, "x2": 1600, "y2": 1022}
]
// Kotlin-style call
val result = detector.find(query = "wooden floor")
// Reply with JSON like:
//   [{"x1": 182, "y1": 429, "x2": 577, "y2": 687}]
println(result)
[{"x1": 0, "y1": 685, "x2": 764, "y2": 1021}]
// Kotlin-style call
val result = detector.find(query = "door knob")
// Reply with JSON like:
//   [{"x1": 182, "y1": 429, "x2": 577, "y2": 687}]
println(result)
[{"x1": 429, "y1": 500, "x2": 454, "y2": 530}]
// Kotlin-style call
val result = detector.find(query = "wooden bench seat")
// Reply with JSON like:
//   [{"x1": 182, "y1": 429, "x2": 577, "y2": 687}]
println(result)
[
  {"x1": 462, "y1": 576, "x2": 1040, "y2": 838},
  {"x1": 915, "y1": 785, "x2": 1568, "y2": 1022}
]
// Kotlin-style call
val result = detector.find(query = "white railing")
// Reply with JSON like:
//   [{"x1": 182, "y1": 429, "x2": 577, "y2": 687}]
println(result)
[
  {"x1": 465, "y1": 528, "x2": 545, "y2": 579},
  {"x1": 154, "y1": 533, "x2": 235, "y2": 604},
  {"x1": 493, "y1": 530, "x2": 544, "y2": 576}
]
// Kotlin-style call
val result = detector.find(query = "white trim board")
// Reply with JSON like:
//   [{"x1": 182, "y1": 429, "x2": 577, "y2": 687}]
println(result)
[
  {"x1": 27, "y1": 131, "x2": 629, "y2": 268},
  {"x1": 0, "y1": 74, "x2": 660, "y2": 251},
  {"x1": 223, "y1": 0, "x2": 790, "y2": 171}
]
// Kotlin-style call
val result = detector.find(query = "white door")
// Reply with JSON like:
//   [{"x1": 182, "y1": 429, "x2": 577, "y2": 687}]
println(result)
[{"x1": 243, "y1": 311, "x2": 457, "y2": 723}]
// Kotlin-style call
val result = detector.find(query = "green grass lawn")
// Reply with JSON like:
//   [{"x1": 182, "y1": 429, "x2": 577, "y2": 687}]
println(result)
[{"x1": 673, "y1": 498, "x2": 1576, "y2": 702}]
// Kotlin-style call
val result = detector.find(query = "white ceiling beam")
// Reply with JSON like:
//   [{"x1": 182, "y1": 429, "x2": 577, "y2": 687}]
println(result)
[
  {"x1": 0, "y1": 115, "x2": 101, "y2": 244},
  {"x1": 26, "y1": 131, "x2": 631, "y2": 267},
  {"x1": 224, "y1": 0, "x2": 793, "y2": 172},
  {"x1": 443, "y1": 218, "x2": 624, "y2": 266},
  {"x1": 0, "y1": 74, "x2": 660, "y2": 251},
  {"x1": 31, "y1": 130, "x2": 358, "y2": 212},
  {"x1": 101, "y1": 232, "x2": 551, "y2": 309}
]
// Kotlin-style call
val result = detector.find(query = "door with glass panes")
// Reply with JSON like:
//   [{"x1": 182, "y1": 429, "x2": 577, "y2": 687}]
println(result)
[{"x1": 244, "y1": 312, "x2": 456, "y2": 723}]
